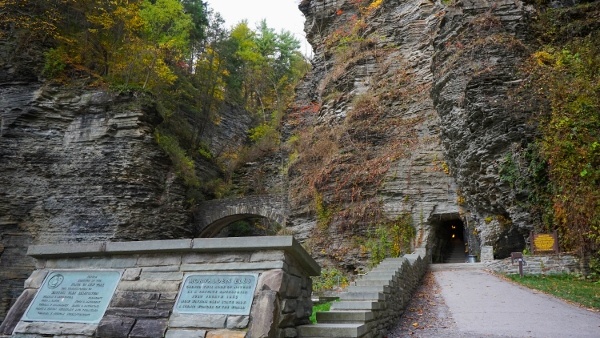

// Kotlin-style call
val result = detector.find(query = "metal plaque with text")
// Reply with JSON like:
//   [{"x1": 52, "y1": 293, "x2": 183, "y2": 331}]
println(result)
[
  {"x1": 175, "y1": 274, "x2": 258, "y2": 315},
  {"x1": 23, "y1": 270, "x2": 121, "y2": 323}
]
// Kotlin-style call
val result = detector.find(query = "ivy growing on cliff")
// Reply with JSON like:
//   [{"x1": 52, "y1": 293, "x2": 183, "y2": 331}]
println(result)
[
  {"x1": 364, "y1": 213, "x2": 415, "y2": 267},
  {"x1": 526, "y1": 2, "x2": 600, "y2": 273}
]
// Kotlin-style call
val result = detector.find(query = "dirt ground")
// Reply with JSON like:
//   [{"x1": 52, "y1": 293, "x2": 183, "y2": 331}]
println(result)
[{"x1": 387, "y1": 271, "x2": 458, "y2": 337}]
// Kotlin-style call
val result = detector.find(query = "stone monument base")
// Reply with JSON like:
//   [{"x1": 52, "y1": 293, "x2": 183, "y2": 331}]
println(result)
[{"x1": 0, "y1": 236, "x2": 320, "y2": 338}]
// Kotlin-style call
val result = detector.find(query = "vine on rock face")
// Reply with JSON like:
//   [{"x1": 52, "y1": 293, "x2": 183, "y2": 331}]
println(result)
[
  {"x1": 287, "y1": 0, "x2": 426, "y2": 267},
  {"x1": 525, "y1": 2, "x2": 600, "y2": 273},
  {"x1": 364, "y1": 213, "x2": 415, "y2": 267}
]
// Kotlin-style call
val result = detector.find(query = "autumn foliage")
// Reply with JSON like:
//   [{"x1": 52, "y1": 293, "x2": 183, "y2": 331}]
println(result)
[
  {"x1": 1, "y1": 0, "x2": 309, "y2": 200},
  {"x1": 527, "y1": 2, "x2": 600, "y2": 270}
]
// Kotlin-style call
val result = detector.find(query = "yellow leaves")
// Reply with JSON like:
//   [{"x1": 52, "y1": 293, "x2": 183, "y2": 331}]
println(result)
[
  {"x1": 366, "y1": 0, "x2": 384, "y2": 12},
  {"x1": 533, "y1": 50, "x2": 554, "y2": 66}
]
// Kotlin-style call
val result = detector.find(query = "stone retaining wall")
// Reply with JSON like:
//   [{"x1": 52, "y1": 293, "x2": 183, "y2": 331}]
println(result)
[
  {"x1": 365, "y1": 251, "x2": 428, "y2": 337},
  {"x1": 486, "y1": 254, "x2": 579, "y2": 275},
  {"x1": 298, "y1": 248, "x2": 428, "y2": 338},
  {"x1": 0, "y1": 236, "x2": 320, "y2": 338}
]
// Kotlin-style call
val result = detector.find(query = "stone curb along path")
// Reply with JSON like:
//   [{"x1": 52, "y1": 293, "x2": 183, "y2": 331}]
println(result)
[
  {"x1": 298, "y1": 250, "x2": 428, "y2": 338},
  {"x1": 431, "y1": 264, "x2": 600, "y2": 338}
]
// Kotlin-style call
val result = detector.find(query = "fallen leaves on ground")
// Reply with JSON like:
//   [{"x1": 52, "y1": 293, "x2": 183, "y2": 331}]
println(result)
[{"x1": 387, "y1": 271, "x2": 457, "y2": 337}]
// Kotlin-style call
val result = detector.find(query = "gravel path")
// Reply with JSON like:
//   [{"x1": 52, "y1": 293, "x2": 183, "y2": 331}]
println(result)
[
  {"x1": 387, "y1": 267, "x2": 600, "y2": 338},
  {"x1": 387, "y1": 270, "x2": 493, "y2": 338}
]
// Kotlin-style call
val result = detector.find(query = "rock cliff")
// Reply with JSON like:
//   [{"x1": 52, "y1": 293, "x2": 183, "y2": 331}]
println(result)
[
  {"x1": 0, "y1": 82, "x2": 192, "y2": 321},
  {"x1": 286, "y1": 0, "x2": 535, "y2": 268},
  {"x1": 0, "y1": 0, "x2": 587, "y2": 326}
]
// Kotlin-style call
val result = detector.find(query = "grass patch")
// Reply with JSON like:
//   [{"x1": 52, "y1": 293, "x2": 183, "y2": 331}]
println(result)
[
  {"x1": 506, "y1": 274, "x2": 600, "y2": 310},
  {"x1": 310, "y1": 301, "x2": 333, "y2": 324}
]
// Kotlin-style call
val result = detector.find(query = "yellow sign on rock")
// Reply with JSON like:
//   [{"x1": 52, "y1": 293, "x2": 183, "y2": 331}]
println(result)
[{"x1": 533, "y1": 233, "x2": 556, "y2": 252}]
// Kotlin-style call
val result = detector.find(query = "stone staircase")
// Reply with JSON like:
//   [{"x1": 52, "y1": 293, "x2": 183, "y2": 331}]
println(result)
[
  {"x1": 445, "y1": 238, "x2": 467, "y2": 263},
  {"x1": 298, "y1": 252, "x2": 427, "y2": 338}
]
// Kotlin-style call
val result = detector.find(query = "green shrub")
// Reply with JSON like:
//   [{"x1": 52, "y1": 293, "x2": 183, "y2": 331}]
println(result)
[
  {"x1": 197, "y1": 142, "x2": 213, "y2": 159},
  {"x1": 155, "y1": 131, "x2": 199, "y2": 187},
  {"x1": 365, "y1": 214, "x2": 415, "y2": 267},
  {"x1": 312, "y1": 268, "x2": 349, "y2": 293},
  {"x1": 310, "y1": 301, "x2": 333, "y2": 324},
  {"x1": 43, "y1": 47, "x2": 68, "y2": 78}
]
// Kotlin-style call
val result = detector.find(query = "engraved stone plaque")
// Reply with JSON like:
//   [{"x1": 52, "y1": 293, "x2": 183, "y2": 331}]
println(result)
[
  {"x1": 23, "y1": 270, "x2": 121, "y2": 323},
  {"x1": 175, "y1": 274, "x2": 258, "y2": 315}
]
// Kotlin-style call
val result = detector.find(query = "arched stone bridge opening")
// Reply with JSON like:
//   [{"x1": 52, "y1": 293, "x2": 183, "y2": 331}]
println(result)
[{"x1": 193, "y1": 195, "x2": 288, "y2": 238}]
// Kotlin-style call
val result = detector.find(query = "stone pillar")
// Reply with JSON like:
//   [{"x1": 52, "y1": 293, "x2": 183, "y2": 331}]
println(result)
[{"x1": 481, "y1": 246, "x2": 494, "y2": 262}]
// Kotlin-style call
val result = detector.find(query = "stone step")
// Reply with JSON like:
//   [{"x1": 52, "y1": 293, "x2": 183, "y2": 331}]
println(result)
[
  {"x1": 362, "y1": 274, "x2": 398, "y2": 283},
  {"x1": 354, "y1": 278, "x2": 396, "y2": 287},
  {"x1": 379, "y1": 257, "x2": 406, "y2": 265},
  {"x1": 297, "y1": 323, "x2": 369, "y2": 338},
  {"x1": 316, "y1": 310, "x2": 375, "y2": 324},
  {"x1": 331, "y1": 300, "x2": 385, "y2": 311},
  {"x1": 367, "y1": 269, "x2": 400, "y2": 276},
  {"x1": 346, "y1": 285, "x2": 391, "y2": 294},
  {"x1": 339, "y1": 291, "x2": 385, "y2": 301}
]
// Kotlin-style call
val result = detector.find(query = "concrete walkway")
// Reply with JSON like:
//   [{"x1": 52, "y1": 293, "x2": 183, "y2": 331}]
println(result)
[{"x1": 431, "y1": 264, "x2": 600, "y2": 338}]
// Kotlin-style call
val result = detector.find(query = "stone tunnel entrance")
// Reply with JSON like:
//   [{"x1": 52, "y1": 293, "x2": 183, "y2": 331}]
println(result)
[
  {"x1": 196, "y1": 214, "x2": 282, "y2": 238},
  {"x1": 194, "y1": 195, "x2": 287, "y2": 238},
  {"x1": 430, "y1": 213, "x2": 468, "y2": 263}
]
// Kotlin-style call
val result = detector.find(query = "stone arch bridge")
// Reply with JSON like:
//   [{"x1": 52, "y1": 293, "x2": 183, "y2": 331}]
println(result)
[{"x1": 193, "y1": 194, "x2": 288, "y2": 238}]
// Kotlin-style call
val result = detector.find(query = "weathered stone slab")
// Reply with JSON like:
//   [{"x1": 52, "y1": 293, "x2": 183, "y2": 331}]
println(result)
[
  {"x1": 23, "y1": 269, "x2": 49, "y2": 289},
  {"x1": 95, "y1": 315, "x2": 136, "y2": 338},
  {"x1": 129, "y1": 318, "x2": 168, "y2": 338},
  {"x1": 110, "y1": 291, "x2": 160, "y2": 309},
  {"x1": 0, "y1": 289, "x2": 37, "y2": 335},
  {"x1": 165, "y1": 328, "x2": 207, "y2": 338},
  {"x1": 257, "y1": 270, "x2": 284, "y2": 293},
  {"x1": 105, "y1": 307, "x2": 170, "y2": 318},
  {"x1": 481, "y1": 246, "x2": 494, "y2": 262},
  {"x1": 182, "y1": 253, "x2": 249, "y2": 264},
  {"x1": 140, "y1": 271, "x2": 184, "y2": 281},
  {"x1": 286, "y1": 275, "x2": 302, "y2": 298},
  {"x1": 137, "y1": 255, "x2": 182, "y2": 267},
  {"x1": 169, "y1": 313, "x2": 227, "y2": 329},
  {"x1": 250, "y1": 250, "x2": 286, "y2": 263},
  {"x1": 44, "y1": 257, "x2": 137, "y2": 269},
  {"x1": 141, "y1": 265, "x2": 180, "y2": 272},
  {"x1": 206, "y1": 329, "x2": 246, "y2": 338},
  {"x1": 13, "y1": 321, "x2": 97, "y2": 335},
  {"x1": 283, "y1": 328, "x2": 297, "y2": 337},
  {"x1": 225, "y1": 316, "x2": 249, "y2": 329},
  {"x1": 106, "y1": 239, "x2": 192, "y2": 254},
  {"x1": 23, "y1": 270, "x2": 121, "y2": 323},
  {"x1": 117, "y1": 280, "x2": 181, "y2": 292},
  {"x1": 281, "y1": 299, "x2": 297, "y2": 314},
  {"x1": 27, "y1": 243, "x2": 106, "y2": 258},
  {"x1": 180, "y1": 262, "x2": 286, "y2": 272},
  {"x1": 247, "y1": 290, "x2": 279, "y2": 338},
  {"x1": 121, "y1": 268, "x2": 141, "y2": 281}
]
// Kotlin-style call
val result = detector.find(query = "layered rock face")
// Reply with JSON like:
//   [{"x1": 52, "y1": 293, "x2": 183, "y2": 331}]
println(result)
[
  {"x1": 288, "y1": 0, "x2": 534, "y2": 267},
  {"x1": 431, "y1": 0, "x2": 535, "y2": 256},
  {"x1": 0, "y1": 83, "x2": 191, "y2": 322}
]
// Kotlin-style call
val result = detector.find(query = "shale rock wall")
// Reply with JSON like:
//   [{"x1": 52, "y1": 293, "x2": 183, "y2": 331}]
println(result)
[
  {"x1": 287, "y1": 0, "x2": 535, "y2": 268},
  {"x1": 431, "y1": 0, "x2": 536, "y2": 258},
  {"x1": 0, "y1": 83, "x2": 191, "y2": 323}
]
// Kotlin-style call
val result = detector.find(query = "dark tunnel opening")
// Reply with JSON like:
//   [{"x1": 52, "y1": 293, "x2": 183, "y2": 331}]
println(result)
[{"x1": 431, "y1": 215, "x2": 467, "y2": 263}]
